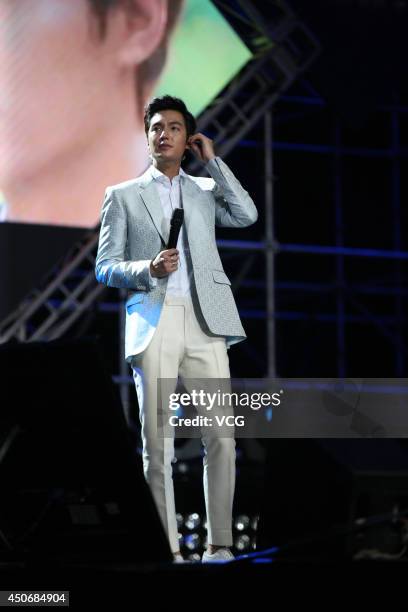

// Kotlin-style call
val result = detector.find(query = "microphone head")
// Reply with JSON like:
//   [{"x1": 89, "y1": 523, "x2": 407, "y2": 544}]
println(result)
[
  {"x1": 171, "y1": 208, "x2": 184, "y2": 225},
  {"x1": 167, "y1": 208, "x2": 184, "y2": 249}
]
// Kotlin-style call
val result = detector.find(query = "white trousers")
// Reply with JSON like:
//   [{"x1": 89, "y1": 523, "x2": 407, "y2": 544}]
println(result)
[{"x1": 131, "y1": 295, "x2": 236, "y2": 553}]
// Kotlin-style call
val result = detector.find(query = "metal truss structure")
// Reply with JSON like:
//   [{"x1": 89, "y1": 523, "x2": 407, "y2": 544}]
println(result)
[
  {"x1": 267, "y1": 90, "x2": 408, "y2": 378},
  {"x1": 0, "y1": 230, "x2": 102, "y2": 343}
]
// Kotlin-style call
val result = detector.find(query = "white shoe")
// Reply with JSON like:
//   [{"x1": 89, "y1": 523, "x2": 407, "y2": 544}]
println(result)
[
  {"x1": 173, "y1": 553, "x2": 190, "y2": 564},
  {"x1": 202, "y1": 548, "x2": 235, "y2": 563}
]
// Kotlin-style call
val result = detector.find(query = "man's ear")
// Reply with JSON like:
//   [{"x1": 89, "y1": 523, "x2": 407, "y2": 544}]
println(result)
[{"x1": 114, "y1": 0, "x2": 168, "y2": 67}]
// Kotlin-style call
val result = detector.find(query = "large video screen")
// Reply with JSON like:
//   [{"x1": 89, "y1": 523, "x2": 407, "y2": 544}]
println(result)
[{"x1": 0, "y1": 0, "x2": 251, "y2": 227}]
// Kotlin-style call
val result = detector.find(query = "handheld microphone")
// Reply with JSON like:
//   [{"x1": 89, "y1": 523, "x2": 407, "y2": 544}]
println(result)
[{"x1": 167, "y1": 208, "x2": 184, "y2": 249}]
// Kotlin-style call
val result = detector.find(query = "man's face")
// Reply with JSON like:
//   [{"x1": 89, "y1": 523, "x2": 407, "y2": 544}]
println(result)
[
  {"x1": 0, "y1": 0, "x2": 128, "y2": 188},
  {"x1": 147, "y1": 109, "x2": 189, "y2": 165}
]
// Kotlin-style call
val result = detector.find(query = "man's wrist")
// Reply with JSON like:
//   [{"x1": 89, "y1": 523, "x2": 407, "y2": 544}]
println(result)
[
  {"x1": 205, "y1": 155, "x2": 218, "y2": 168},
  {"x1": 204, "y1": 154, "x2": 216, "y2": 164}
]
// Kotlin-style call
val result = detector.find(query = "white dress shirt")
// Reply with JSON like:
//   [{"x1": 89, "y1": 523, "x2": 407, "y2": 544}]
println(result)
[{"x1": 148, "y1": 164, "x2": 193, "y2": 297}]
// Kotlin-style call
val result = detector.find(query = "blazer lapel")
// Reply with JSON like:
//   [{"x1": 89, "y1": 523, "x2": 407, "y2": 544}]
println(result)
[
  {"x1": 139, "y1": 179, "x2": 168, "y2": 245},
  {"x1": 180, "y1": 175, "x2": 203, "y2": 234}
]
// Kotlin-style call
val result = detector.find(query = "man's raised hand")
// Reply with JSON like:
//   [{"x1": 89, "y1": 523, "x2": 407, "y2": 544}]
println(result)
[{"x1": 188, "y1": 133, "x2": 215, "y2": 164}]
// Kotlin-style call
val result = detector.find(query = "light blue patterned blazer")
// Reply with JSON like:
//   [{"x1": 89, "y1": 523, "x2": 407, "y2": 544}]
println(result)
[{"x1": 95, "y1": 157, "x2": 258, "y2": 362}]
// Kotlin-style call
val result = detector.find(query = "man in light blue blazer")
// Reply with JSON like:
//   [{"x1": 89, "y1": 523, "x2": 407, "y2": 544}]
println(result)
[{"x1": 95, "y1": 95, "x2": 258, "y2": 562}]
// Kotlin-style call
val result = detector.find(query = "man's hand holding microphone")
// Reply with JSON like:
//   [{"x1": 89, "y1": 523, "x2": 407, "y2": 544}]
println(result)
[{"x1": 150, "y1": 249, "x2": 179, "y2": 278}]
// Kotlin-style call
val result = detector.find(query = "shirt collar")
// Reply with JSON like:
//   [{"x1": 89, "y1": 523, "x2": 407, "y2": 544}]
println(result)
[{"x1": 149, "y1": 164, "x2": 186, "y2": 185}]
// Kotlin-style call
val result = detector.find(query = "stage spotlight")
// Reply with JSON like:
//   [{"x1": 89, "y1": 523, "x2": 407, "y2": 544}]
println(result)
[
  {"x1": 235, "y1": 534, "x2": 251, "y2": 551},
  {"x1": 251, "y1": 515, "x2": 259, "y2": 531},
  {"x1": 177, "y1": 462, "x2": 189, "y2": 474},
  {"x1": 184, "y1": 533, "x2": 201, "y2": 551},
  {"x1": 176, "y1": 513, "x2": 184, "y2": 529},
  {"x1": 234, "y1": 514, "x2": 250, "y2": 531},
  {"x1": 185, "y1": 512, "x2": 201, "y2": 530}
]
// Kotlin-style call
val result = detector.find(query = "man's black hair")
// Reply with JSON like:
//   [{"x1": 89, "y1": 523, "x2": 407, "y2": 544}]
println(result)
[{"x1": 144, "y1": 95, "x2": 196, "y2": 138}]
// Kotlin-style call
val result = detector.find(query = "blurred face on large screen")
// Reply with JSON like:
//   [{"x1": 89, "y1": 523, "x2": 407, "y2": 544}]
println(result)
[{"x1": 0, "y1": 0, "x2": 183, "y2": 227}]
